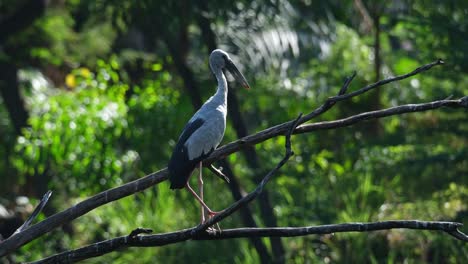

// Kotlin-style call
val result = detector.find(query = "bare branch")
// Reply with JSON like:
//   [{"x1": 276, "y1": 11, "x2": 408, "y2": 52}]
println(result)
[
  {"x1": 208, "y1": 164, "x2": 230, "y2": 183},
  {"x1": 13, "y1": 191, "x2": 52, "y2": 236},
  {"x1": 32, "y1": 220, "x2": 466, "y2": 263},
  {"x1": 206, "y1": 95, "x2": 467, "y2": 163},
  {"x1": 447, "y1": 229, "x2": 468, "y2": 242},
  {"x1": 339, "y1": 71, "x2": 357, "y2": 96},
  {"x1": 295, "y1": 96, "x2": 468, "y2": 134},
  {"x1": 329, "y1": 59, "x2": 444, "y2": 102},
  {"x1": 0, "y1": 170, "x2": 168, "y2": 256}
]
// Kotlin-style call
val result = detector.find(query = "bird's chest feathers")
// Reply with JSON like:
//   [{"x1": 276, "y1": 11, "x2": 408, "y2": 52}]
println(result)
[
  {"x1": 184, "y1": 106, "x2": 227, "y2": 160},
  {"x1": 216, "y1": 103, "x2": 227, "y2": 114}
]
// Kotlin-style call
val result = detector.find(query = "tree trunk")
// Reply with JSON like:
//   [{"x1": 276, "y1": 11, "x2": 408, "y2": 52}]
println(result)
[{"x1": 0, "y1": 61, "x2": 28, "y2": 136}]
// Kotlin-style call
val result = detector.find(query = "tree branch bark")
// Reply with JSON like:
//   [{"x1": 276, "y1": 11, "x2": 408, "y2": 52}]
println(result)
[
  {"x1": 32, "y1": 220, "x2": 467, "y2": 263},
  {"x1": 0, "y1": 61, "x2": 29, "y2": 135},
  {"x1": 12, "y1": 191, "x2": 52, "y2": 236}
]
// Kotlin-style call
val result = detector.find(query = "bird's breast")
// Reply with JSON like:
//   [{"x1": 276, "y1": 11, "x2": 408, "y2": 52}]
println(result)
[
  {"x1": 184, "y1": 109, "x2": 226, "y2": 160},
  {"x1": 216, "y1": 103, "x2": 227, "y2": 114}
]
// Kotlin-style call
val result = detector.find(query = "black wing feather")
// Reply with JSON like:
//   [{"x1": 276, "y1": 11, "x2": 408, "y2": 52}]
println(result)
[{"x1": 168, "y1": 118, "x2": 214, "y2": 189}]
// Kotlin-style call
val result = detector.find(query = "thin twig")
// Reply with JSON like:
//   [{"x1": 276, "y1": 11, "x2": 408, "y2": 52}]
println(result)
[
  {"x1": 208, "y1": 164, "x2": 230, "y2": 183},
  {"x1": 31, "y1": 220, "x2": 466, "y2": 263},
  {"x1": 13, "y1": 191, "x2": 52, "y2": 236},
  {"x1": 447, "y1": 230, "x2": 468, "y2": 242},
  {"x1": 299, "y1": 71, "x2": 357, "y2": 123},
  {"x1": 329, "y1": 59, "x2": 444, "y2": 102},
  {"x1": 339, "y1": 71, "x2": 357, "y2": 96}
]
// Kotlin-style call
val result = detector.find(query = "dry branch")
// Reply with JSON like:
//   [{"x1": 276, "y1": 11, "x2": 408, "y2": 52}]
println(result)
[
  {"x1": 32, "y1": 220, "x2": 466, "y2": 263},
  {"x1": 208, "y1": 164, "x2": 230, "y2": 183},
  {"x1": 0, "y1": 169, "x2": 168, "y2": 256},
  {"x1": 295, "y1": 96, "x2": 468, "y2": 134},
  {"x1": 1, "y1": 59, "x2": 466, "y2": 258},
  {"x1": 13, "y1": 191, "x2": 52, "y2": 236}
]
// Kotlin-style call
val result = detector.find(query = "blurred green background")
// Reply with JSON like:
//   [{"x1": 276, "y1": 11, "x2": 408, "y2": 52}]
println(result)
[{"x1": 0, "y1": 0, "x2": 467, "y2": 263}]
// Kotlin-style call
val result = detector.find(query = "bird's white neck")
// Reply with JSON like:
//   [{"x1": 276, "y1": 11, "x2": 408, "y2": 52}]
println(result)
[{"x1": 212, "y1": 68, "x2": 228, "y2": 104}]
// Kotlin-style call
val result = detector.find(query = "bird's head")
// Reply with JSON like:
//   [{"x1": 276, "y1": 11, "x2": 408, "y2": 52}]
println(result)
[{"x1": 210, "y1": 49, "x2": 250, "y2": 89}]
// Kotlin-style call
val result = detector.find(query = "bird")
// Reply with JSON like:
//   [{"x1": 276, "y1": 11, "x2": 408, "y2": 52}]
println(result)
[{"x1": 168, "y1": 49, "x2": 250, "y2": 223}]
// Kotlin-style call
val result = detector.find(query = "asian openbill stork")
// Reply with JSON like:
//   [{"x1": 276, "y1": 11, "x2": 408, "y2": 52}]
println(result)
[{"x1": 168, "y1": 49, "x2": 250, "y2": 222}]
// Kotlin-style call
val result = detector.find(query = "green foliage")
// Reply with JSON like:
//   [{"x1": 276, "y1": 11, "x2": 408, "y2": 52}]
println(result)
[
  {"x1": 2, "y1": 5, "x2": 115, "y2": 67},
  {"x1": 12, "y1": 62, "x2": 132, "y2": 194},
  {"x1": 1, "y1": 0, "x2": 467, "y2": 263}
]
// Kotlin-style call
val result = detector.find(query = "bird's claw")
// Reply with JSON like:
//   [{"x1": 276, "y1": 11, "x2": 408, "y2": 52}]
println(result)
[
  {"x1": 206, "y1": 226, "x2": 217, "y2": 233},
  {"x1": 199, "y1": 211, "x2": 222, "y2": 233}
]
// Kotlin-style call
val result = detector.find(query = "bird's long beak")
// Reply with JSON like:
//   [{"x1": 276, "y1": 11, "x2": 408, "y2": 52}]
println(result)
[{"x1": 226, "y1": 59, "x2": 250, "y2": 89}]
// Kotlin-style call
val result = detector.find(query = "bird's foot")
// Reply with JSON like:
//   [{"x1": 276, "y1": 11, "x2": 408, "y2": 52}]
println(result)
[
  {"x1": 203, "y1": 222, "x2": 221, "y2": 233},
  {"x1": 196, "y1": 222, "x2": 219, "y2": 234},
  {"x1": 207, "y1": 210, "x2": 221, "y2": 218},
  {"x1": 200, "y1": 210, "x2": 223, "y2": 232}
]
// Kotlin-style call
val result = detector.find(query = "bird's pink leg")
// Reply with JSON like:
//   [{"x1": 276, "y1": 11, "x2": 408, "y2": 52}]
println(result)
[
  {"x1": 185, "y1": 181, "x2": 219, "y2": 217},
  {"x1": 198, "y1": 162, "x2": 205, "y2": 223}
]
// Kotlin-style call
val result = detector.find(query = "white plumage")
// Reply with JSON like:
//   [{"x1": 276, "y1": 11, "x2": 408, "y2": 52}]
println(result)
[
  {"x1": 167, "y1": 49, "x2": 250, "y2": 220},
  {"x1": 184, "y1": 92, "x2": 227, "y2": 160}
]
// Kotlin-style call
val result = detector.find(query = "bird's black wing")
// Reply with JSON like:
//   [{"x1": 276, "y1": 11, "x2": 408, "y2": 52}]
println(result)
[
  {"x1": 177, "y1": 118, "x2": 205, "y2": 146},
  {"x1": 168, "y1": 118, "x2": 209, "y2": 189}
]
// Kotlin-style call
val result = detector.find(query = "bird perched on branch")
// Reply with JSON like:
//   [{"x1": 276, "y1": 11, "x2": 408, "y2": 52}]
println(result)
[{"x1": 168, "y1": 49, "x2": 250, "y2": 222}]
